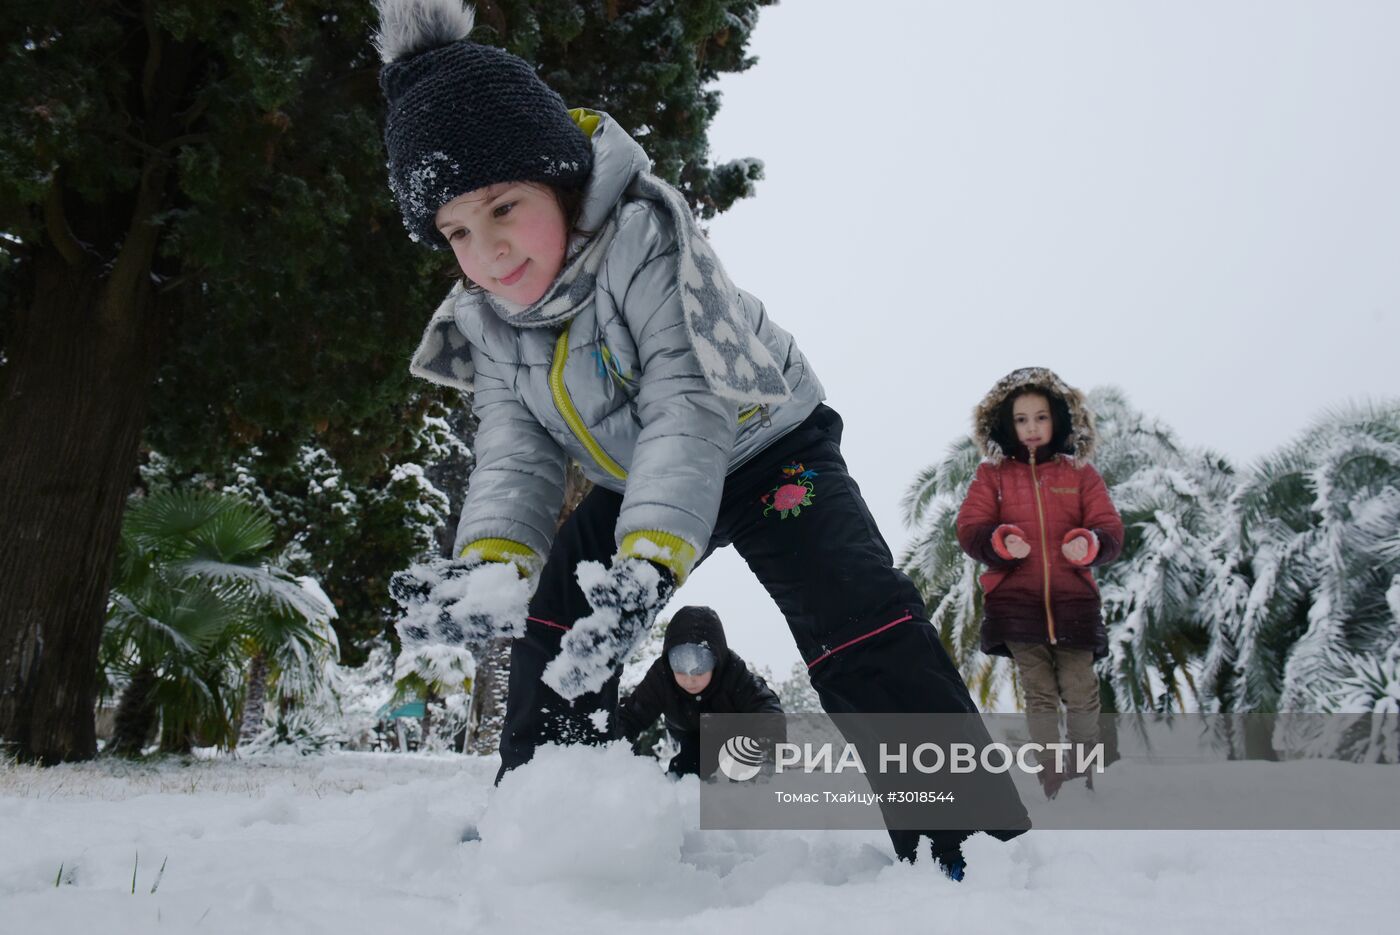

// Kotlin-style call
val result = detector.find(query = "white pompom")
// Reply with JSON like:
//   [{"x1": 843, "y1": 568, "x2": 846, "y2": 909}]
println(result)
[{"x1": 374, "y1": 0, "x2": 476, "y2": 64}]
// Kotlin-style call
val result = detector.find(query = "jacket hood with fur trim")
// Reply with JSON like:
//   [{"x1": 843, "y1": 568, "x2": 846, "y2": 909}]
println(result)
[{"x1": 972, "y1": 367, "x2": 1097, "y2": 466}]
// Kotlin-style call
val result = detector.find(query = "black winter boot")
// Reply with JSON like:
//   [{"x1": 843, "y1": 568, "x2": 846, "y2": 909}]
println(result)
[{"x1": 936, "y1": 845, "x2": 967, "y2": 883}]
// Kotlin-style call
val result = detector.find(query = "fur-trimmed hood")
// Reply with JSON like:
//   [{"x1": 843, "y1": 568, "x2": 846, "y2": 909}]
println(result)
[{"x1": 972, "y1": 367, "x2": 1096, "y2": 466}]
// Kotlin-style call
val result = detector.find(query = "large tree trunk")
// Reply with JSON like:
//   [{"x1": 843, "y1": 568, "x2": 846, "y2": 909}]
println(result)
[
  {"x1": 0, "y1": 172, "x2": 167, "y2": 764},
  {"x1": 464, "y1": 462, "x2": 594, "y2": 756},
  {"x1": 0, "y1": 5, "x2": 198, "y2": 765}
]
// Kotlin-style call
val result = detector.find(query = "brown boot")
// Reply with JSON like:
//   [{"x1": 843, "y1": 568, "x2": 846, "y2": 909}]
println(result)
[{"x1": 1038, "y1": 764, "x2": 1066, "y2": 800}]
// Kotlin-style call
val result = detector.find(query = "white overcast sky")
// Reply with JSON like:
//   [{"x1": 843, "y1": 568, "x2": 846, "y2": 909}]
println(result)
[{"x1": 661, "y1": 0, "x2": 1400, "y2": 679}]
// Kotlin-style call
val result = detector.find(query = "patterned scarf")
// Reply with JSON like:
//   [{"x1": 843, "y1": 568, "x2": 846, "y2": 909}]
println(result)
[{"x1": 482, "y1": 215, "x2": 618, "y2": 328}]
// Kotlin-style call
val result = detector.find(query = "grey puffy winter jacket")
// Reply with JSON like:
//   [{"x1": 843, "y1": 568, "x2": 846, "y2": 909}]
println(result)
[{"x1": 409, "y1": 112, "x2": 824, "y2": 580}]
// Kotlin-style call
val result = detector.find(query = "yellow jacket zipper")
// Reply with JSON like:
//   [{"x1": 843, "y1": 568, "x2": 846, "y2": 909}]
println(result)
[
  {"x1": 550, "y1": 326, "x2": 627, "y2": 481},
  {"x1": 1029, "y1": 449, "x2": 1057, "y2": 644},
  {"x1": 738, "y1": 404, "x2": 771, "y2": 426}
]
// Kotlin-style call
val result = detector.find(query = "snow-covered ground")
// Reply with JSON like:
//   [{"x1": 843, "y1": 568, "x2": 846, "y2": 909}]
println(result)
[{"x1": 2, "y1": 746, "x2": 1395, "y2": 934}]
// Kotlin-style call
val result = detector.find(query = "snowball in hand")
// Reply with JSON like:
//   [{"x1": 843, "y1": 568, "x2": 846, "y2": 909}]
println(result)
[
  {"x1": 542, "y1": 558, "x2": 671, "y2": 700},
  {"x1": 391, "y1": 557, "x2": 531, "y2": 649}
]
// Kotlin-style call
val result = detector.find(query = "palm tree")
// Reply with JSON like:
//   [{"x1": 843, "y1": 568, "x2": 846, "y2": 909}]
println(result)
[
  {"x1": 391, "y1": 642, "x2": 475, "y2": 751},
  {"x1": 1089, "y1": 388, "x2": 1236, "y2": 713},
  {"x1": 101, "y1": 489, "x2": 334, "y2": 755},
  {"x1": 236, "y1": 581, "x2": 341, "y2": 749},
  {"x1": 899, "y1": 437, "x2": 1011, "y2": 707},
  {"x1": 1202, "y1": 402, "x2": 1400, "y2": 760}
]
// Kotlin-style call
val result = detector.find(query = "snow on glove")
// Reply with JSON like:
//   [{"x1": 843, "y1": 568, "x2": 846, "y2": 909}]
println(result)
[
  {"x1": 542, "y1": 557, "x2": 675, "y2": 701},
  {"x1": 1061, "y1": 528, "x2": 1099, "y2": 566},
  {"x1": 992, "y1": 524, "x2": 1030, "y2": 560},
  {"x1": 390, "y1": 556, "x2": 532, "y2": 650}
]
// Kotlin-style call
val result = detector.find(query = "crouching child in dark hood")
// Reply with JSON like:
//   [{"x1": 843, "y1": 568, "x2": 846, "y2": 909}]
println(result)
[{"x1": 616, "y1": 606, "x2": 784, "y2": 778}]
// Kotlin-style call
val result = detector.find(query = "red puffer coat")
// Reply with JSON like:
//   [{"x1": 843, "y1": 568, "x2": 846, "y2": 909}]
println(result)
[{"x1": 954, "y1": 367, "x2": 1125, "y2": 658}]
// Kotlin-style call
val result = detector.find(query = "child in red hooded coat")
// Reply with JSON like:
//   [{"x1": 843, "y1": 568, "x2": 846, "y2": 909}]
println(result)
[{"x1": 956, "y1": 367, "x2": 1124, "y2": 798}]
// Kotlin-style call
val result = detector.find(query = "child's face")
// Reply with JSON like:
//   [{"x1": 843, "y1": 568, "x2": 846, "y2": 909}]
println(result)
[
  {"x1": 1012, "y1": 393, "x2": 1053, "y2": 450},
  {"x1": 674, "y1": 670, "x2": 713, "y2": 696},
  {"x1": 435, "y1": 182, "x2": 569, "y2": 306}
]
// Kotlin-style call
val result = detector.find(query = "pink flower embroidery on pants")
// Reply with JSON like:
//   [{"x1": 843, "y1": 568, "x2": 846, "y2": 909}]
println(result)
[
  {"x1": 773, "y1": 484, "x2": 808, "y2": 512},
  {"x1": 761, "y1": 463, "x2": 818, "y2": 519}
]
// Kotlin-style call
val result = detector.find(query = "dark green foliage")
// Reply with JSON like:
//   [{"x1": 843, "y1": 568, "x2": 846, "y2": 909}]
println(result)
[
  {"x1": 102, "y1": 489, "x2": 333, "y2": 754},
  {"x1": 487, "y1": 0, "x2": 774, "y2": 216}
]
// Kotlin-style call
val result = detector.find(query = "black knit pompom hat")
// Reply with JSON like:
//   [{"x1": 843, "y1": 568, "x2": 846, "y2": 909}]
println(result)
[{"x1": 376, "y1": 0, "x2": 594, "y2": 247}]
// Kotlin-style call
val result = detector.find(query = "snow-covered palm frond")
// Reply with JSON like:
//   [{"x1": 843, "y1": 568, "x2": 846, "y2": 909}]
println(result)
[
  {"x1": 1102, "y1": 509, "x2": 1211, "y2": 712},
  {"x1": 900, "y1": 437, "x2": 980, "y2": 528},
  {"x1": 267, "y1": 596, "x2": 342, "y2": 706},
  {"x1": 1288, "y1": 648, "x2": 1400, "y2": 763},
  {"x1": 900, "y1": 464, "x2": 945, "y2": 531},
  {"x1": 1229, "y1": 531, "x2": 1318, "y2": 713},
  {"x1": 1088, "y1": 387, "x2": 1190, "y2": 486},
  {"x1": 1271, "y1": 432, "x2": 1400, "y2": 714},
  {"x1": 899, "y1": 435, "x2": 1004, "y2": 702},
  {"x1": 179, "y1": 559, "x2": 334, "y2": 625},
  {"x1": 1389, "y1": 576, "x2": 1400, "y2": 637},
  {"x1": 1089, "y1": 403, "x2": 1231, "y2": 713},
  {"x1": 1214, "y1": 401, "x2": 1400, "y2": 731},
  {"x1": 1197, "y1": 512, "x2": 1252, "y2": 712},
  {"x1": 1328, "y1": 650, "x2": 1400, "y2": 715},
  {"x1": 240, "y1": 704, "x2": 346, "y2": 755},
  {"x1": 921, "y1": 561, "x2": 1017, "y2": 710}
]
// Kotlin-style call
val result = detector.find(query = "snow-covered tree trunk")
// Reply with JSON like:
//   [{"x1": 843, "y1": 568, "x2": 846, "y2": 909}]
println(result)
[
  {"x1": 421, "y1": 687, "x2": 439, "y2": 746},
  {"x1": 237, "y1": 652, "x2": 271, "y2": 748},
  {"x1": 465, "y1": 639, "x2": 511, "y2": 755}
]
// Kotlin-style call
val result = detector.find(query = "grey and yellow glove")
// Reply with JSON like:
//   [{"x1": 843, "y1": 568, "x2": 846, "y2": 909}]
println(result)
[
  {"x1": 389, "y1": 539, "x2": 538, "y2": 649},
  {"x1": 542, "y1": 556, "x2": 676, "y2": 700}
]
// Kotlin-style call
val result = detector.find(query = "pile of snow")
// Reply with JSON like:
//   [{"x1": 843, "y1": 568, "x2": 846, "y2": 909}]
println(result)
[{"x1": 1, "y1": 745, "x2": 1395, "y2": 934}]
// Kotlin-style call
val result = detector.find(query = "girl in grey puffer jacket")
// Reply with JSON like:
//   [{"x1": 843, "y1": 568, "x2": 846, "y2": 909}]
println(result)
[{"x1": 377, "y1": 0, "x2": 1027, "y2": 872}]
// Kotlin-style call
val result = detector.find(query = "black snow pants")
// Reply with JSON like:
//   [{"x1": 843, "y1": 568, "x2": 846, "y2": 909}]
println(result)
[{"x1": 495, "y1": 405, "x2": 1029, "y2": 858}]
